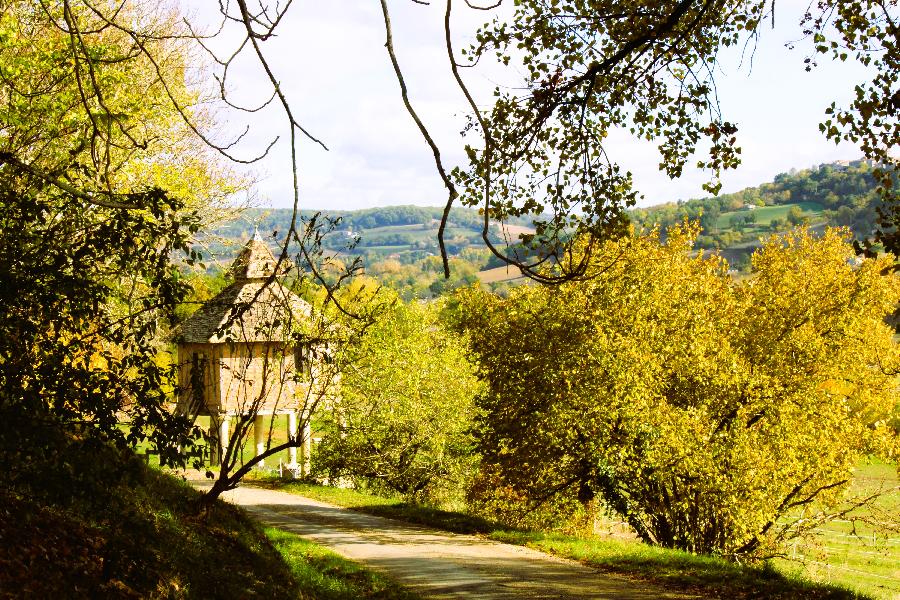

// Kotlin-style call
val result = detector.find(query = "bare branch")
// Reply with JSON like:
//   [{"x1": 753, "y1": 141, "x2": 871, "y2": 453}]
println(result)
[{"x1": 379, "y1": 0, "x2": 457, "y2": 278}]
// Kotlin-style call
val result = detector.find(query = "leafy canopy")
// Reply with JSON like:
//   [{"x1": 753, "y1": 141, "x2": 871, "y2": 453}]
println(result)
[
  {"x1": 457, "y1": 224, "x2": 899, "y2": 558},
  {"x1": 315, "y1": 293, "x2": 482, "y2": 502},
  {"x1": 448, "y1": 0, "x2": 898, "y2": 277}
]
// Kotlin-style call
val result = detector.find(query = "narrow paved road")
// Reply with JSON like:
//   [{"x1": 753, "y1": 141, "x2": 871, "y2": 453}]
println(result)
[{"x1": 219, "y1": 485, "x2": 699, "y2": 600}]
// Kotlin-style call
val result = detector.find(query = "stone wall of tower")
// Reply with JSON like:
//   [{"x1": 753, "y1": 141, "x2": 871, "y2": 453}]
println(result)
[
  {"x1": 178, "y1": 342, "x2": 308, "y2": 416},
  {"x1": 215, "y1": 342, "x2": 301, "y2": 415}
]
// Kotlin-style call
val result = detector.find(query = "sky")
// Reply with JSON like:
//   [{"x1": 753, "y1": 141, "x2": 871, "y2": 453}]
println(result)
[{"x1": 188, "y1": 1, "x2": 869, "y2": 211}]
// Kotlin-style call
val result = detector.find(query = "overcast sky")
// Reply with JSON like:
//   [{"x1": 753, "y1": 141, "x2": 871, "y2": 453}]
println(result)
[{"x1": 189, "y1": 1, "x2": 868, "y2": 211}]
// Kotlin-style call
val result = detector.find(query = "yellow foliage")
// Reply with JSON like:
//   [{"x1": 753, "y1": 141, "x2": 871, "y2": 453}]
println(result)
[
  {"x1": 0, "y1": 1, "x2": 247, "y2": 216},
  {"x1": 460, "y1": 225, "x2": 900, "y2": 558}
]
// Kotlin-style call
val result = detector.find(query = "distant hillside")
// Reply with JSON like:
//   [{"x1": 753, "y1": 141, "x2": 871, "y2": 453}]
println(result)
[
  {"x1": 630, "y1": 160, "x2": 885, "y2": 269},
  {"x1": 204, "y1": 160, "x2": 888, "y2": 274},
  {"x1": 212, "y1": 205, "x2": 535, "y2": 265}
]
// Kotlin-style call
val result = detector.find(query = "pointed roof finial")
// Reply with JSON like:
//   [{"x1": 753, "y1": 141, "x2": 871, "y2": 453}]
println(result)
[{"x1": 230, "y1": 232, "x2": 285, "y2": 281}]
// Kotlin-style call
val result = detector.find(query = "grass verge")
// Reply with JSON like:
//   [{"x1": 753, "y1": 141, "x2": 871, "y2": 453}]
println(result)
[
  {"x1": 488, "y1": 530, "x2": 866, "y2": 600},
  {"x1": 1, "y1": 445, "x2": 415, "y2": 600},
  {"x1": 258, "y1": 480, "x2": 871, "y2": 600},
  {"x1": 265, "y1": 528, "x2": 418, "y2": 600}
]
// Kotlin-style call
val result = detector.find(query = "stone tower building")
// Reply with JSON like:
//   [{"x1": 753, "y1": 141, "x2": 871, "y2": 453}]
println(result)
[{"x1": 177, "y1": 233, "x2": 317, "y2": 472}]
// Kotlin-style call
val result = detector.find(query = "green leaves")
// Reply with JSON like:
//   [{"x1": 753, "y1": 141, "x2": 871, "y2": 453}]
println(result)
[
  {"x1": 0, "y1": 1, "x2": 241, "y2": 214},
  {"x1": 459, "y1": 225, "x2": 899, "y2": 558},
  {"x1": 801, "y1": 1, "x2": 899, "y2": 256},
  {"x1": 314, "y1": 296, "x2": 482, "y2": 502},
  {"x1": 456, "y1": 1, "x2": 768, "y2": 278},
  {"x1": 0, "y1": 184, "x2": 203, "y2": 483}
]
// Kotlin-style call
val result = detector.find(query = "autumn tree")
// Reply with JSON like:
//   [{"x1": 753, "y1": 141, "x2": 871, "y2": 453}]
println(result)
[
  {"x1": 0, "y1": 0, "x2": 241, "y2": 481},
  {"x1": 457, "y1": 225, "x2": 899, "y2": 558},
  {"x1": 314, "y1": 291, "x2": 482, "y2": 502},
  {"x1": 0, "y1": 1, "x2": 245, "y2": 213},
  {"x1": 787, "y1": 205, "x2": 806, "y2": 225}
]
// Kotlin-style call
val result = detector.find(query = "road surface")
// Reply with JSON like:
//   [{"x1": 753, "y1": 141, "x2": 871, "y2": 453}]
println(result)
[{"x1": 218, "y1": 485, "x2": 699, "y2": 600}]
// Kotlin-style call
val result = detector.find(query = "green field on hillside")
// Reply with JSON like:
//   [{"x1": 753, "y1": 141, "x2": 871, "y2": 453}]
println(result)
[
  {"x1": 477, "y1": 264, "x2": 525, "y2": 284},
  {"x1": 361, "y1": 223, "x2": 432, "y2": 231},
  {"x1": 716, "y1": 202, "x2": 824, "y2": 229},
  {"x1": 358, "y1": 224, "x2": 478, "y2": 242},
  {"x1": 361, "y1": 244, "x2": 413, "y2": 253}
]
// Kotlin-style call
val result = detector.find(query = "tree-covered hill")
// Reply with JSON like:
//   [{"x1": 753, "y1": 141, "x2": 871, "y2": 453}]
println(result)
[
  {"x1": 212, "y1": 205, "x2": 536, "y2": 263},
  {"x1": 207, "y1": 205, "x2": 510, "y2": 267},
  {"x1": 205, "y1": 160, "x2": 886, "y2": 278},
  {"x1": 630, "y1": 160, "x2": 883, "y2": 257},
  {"x1": 225, "y1": 205, "x2": 484, "y2": 236},
  {"x1": 216, "y1": 161, "x2": 882, "y2": 259}
]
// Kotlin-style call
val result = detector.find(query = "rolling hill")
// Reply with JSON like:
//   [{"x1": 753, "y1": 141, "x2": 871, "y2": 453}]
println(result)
[{"x1": 205, "y1": 159, "x2": 886, "y2": 278}]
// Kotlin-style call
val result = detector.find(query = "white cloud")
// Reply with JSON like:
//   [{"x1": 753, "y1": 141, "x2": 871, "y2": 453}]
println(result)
[{"x1": 188, "y1": 1, "x2": 875, "y2": 211}]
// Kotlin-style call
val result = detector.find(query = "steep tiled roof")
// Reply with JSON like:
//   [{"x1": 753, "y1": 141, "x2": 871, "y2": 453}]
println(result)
[
  {"x1": 178, "y1": 235, "x2": 310, "y2": 344},
  {"x1": 229, "y1": 230, "x2": 292, "y2": 280}
]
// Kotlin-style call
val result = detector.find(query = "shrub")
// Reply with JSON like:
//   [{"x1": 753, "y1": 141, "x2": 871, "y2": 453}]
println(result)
[{"x1": 457, "y1": 225, "x2": 899, "y2": 558}]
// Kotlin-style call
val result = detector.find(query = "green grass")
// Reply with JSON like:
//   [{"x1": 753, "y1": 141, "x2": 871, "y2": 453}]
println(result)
[
  {"x1": 774, "y1": 460, "x2": 900, "y2": 599},
  {"x1": 255, "y1": 480, "x2": 400, "y2": 509},
  {"x1": 152, "y1": 415, "x2": 310, "y2": 470},
  {"x1": 716, "y1": 201, "x2": 824, "y2": 229},
  {"x1": 355, "y1": 225, "x2": 477, "y2": 247},
  {"x1": 258, "y1": 481, "x2": 869, "y2": 599},
  {"x1": 489, "y1": 529, "x2": 865, "y2": 599},
  {"x1": 266, "y1": 528, "x2": 419, "y2": 600}
]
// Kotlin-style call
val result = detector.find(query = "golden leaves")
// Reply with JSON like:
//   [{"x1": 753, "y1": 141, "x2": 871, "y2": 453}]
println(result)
[{"x1": 462, "y1": 224, "x2": 900, "y2": 556}]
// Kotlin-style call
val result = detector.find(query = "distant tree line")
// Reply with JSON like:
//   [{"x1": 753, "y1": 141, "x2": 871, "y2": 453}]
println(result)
[
  {"x1": 232, "y1": 161, "x2": 881, "y2": 271},
  {"x1": 222, "y1": 206, "x2": 533, "y2": 239}
]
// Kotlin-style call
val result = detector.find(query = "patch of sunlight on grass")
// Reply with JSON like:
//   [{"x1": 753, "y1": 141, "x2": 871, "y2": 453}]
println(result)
[
  {"x1": 489, "y1": 530, "x2": 865, "y2": 599},
  {"x1": 265, "y1": 527, "x2": 419, "y2": 600},
  {"x1": 773, "y1": 458, "x2": 900, "y2": 599}
]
